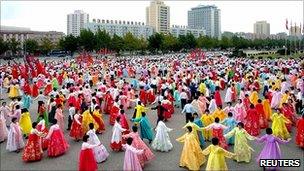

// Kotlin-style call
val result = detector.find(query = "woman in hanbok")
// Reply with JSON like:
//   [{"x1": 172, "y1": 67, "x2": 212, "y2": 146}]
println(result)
[
  {"x1": 45, "y1": 119, "x2": 69, "y2": 157},
  {"x1": 208, "y1": 95, "x2": 217, "y2": 113},
  {"x1": 22, "y1": 122, "x2": 44, "y2": 162},
  {"x1": 201, "y1": 110, "x2": 214, "y2": 141},
  {"x1": 151, "y1": 116, "x2": 173, "y2": 152},
  {"x1": 256, "y1": 99, "x2": 268, "y2": 129},
  {"x1": 109, "y1": 100, "x2": 120, "y2": 125},
  {"x1": 202, "y1": 137, "x2": 235, "y2": 171},
  {"x1": 271, "y1": 88, "x2": 281, "y2": 109},
  {"x1": 193, "y1": 113, "x2": 205, "y2": 147},
  {"x1": 281, "y1": 103, "x2": 294, "y2": 132},
  {"x1": 55, "y1": 104, "x2": 65, "y2": 131},
  {"x1": 103, "y1": 91, "x2": 114, "y2": 114},
  {"x1": 173, "y1": 87, "x2": 181, "y2": 108},
  {"x1": 36, "y1": 115, "x2": 49, "y2": 150},
  {"x1": 52, "y1": 77, "x2": 59, "y2": 90},
  {"x1": 245, "y1": 104, "x2": 260, "y2": 136},
  {"x1": 110, "y1": 117, "x2": 126, "y2": 151},
  {"x1": 82, "y1": 108, "x2": 99, "y2": 133},
  {"x1": 146, "y1": 88, "x2": 156, "y2": 104},
  {"x1": 6, "y1": 117, "x2": 25, "y2": 152},
  {"x1": 79, "y1": 135, "x2": 99, "y2": 171},
  {"x1": 70, "y1": 110, "x2": 83, "y2": 141},
  {"x1": 0, "y1": 109, "x2": 8, "y2": 142},
  {"x1": 295, "y1": 114, "x2": 304, "y2": 148},
  {"x1": 8, "y1": 83, "x2": 20, "y2": 99},
  {"x1": 224, "y1": 85, "x2": 233, "y2": 103},
  {"x1": 249, "y1": 88, "x2": 259, "y2": 105},
  {"x1": 119, "y1": 109, "x2": 130, "y2": 135},
  {"x1": 203, "y1": 117, "x2": 228, "y2": 149},
  {"x1": 22, "y1": 93, "x2": 32, "y2": 110},
  {"x1": 19, "y1": 108, "x2": 32, "y2": 137},
  {"x1": 271, "y1": 109, "x2": 291, "y2": 140},
  {"x1": 198, "y1": 93, "x2": 209, "y2": 113},
  {"x1": 132, "y1": 112, "x2": 154, "y2": 143},
  {"x1": 256, "y1": 128, "x2": 290, "y2": 170},
  {"x1": 234, "y1": 99, "x2": 247, "y2": 122},
  {"x1": 214, "y1": 87, "x2": 223, "y2": 107},
  {"x1": 92, "y1": 106, "x2": 105, "y2": 133},
  {"x1": 162, "y1": 97, "x2": 173, "y2": 121},
  {"x1": 176, "y1": 126, "x2": 206, "y2": 170},
  {"x1": 87, "y1": 123, "x2": 109, "y2": 163},
  {"x1": 221, "y1": 112, "x2": 237, "y2": 145},
  {"x1": 224, "y1": 122, "x2": 255, "y2": 163},
  {"x1": 123, "y1": 126, "x2": 155, "y2": 167},
  {"x1": 123, "y1": 137, "x2": 144, "y2": 171},
  {"x1": 44, "y1": 80, "x2": 53, "y2": 96},
  {"x1": 262, "y1": 96, "x2": 272, "y2": 121},
  {"x1": 32, "y1": 82, "x2": 39, "y2": 97},
  {"x1": 212, "y1": 106, "x2": 227, "y2": 121}
]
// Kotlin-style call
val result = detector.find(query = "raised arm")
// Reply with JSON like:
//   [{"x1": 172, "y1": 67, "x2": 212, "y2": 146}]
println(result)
[{"x1": 224, "y1": 127, "x2": 236, "y2": 139}]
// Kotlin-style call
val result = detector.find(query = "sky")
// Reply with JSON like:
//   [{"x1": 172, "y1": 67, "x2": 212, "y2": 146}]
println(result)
[{"x1": 1, "y1": 1, "x2": 303, "y2": 35}]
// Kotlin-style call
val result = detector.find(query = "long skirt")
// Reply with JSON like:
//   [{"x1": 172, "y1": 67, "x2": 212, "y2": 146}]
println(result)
[
  {"x1": 79, "y1": 149, "x2": 98, "y2": 171},
  {"x1": 47, "y1": 130, "x2": 69, "y2": 157}
]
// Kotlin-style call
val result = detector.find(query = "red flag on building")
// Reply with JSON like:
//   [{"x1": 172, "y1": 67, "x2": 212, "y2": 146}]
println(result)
[{"x1": 285, "y1": 19, "x2": 288, "y2": 30}]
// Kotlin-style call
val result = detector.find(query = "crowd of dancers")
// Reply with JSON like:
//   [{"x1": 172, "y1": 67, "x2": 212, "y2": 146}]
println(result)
[{"x1": 0, "y1": 53, "x2": 303, "y2": 171}]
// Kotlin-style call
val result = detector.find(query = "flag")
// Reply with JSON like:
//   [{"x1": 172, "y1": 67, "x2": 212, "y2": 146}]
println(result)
[{"x1": 285, "y1": 19, "x2": 288, "y2": 30}]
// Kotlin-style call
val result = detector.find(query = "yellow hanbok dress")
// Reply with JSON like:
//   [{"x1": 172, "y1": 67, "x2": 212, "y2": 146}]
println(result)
[
  {"x1": 134, "y1": 105, "x2": 147, "y2": 120},
  {"x1": 224, "y1": 127, "x2": 255, "y2": 163},
  {"x1": 279, "y1": 93, "x2": 289, "y2": 108},
  {"x1": 198, "y1": 82, "x2": 206, "y2": 95},
  {"x1": 201, "y1": 114, "x2": 214, "y2": 141},
  {"x1": 262, "y1": 99, "x2": 272, "y2": 120},
  {"x1": 19, "y1": 112, "x2": 32, "y2": 135},
  {"x1": 8, "y1": 85, "x2": 20, "y2": 99},
  {"x1": 249, "y1": 91, "x2": 259, "y2": 105},
  {"x1": 182, "y1": 122, "x2": 204, "y2": 144},
  {"x1": 212, "y1": 109, "x2": 227, "y2": 121},
  {"x1": 82, "y1": 110, "x2": 99, "y2": 133},
  {"x1": 176, "y1": 132, "x2": 206, "y2": 170},
  {"x1": 202, "y1": 144, "x2": 235, "y2": 171},
  {"x1": 271, "y1": 113, "x2": 291, "y2": 140}
]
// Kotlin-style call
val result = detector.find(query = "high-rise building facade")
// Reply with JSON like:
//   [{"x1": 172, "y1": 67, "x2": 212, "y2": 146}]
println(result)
[
  {"x1": 170, "y1": 25, "x2": 206, "y2": 38},
  {"x1": 67, "y1": 10, "x2": 89, "y2": 36},
  {"x1": 188, "y1": 5, "x2": 221, "y2": 39},
  {"x1": 289, "y1": 26, "x2": 302, "y2": 38},
  {"x1": 146, "y1": 0, "x2": 170, "y2": 34},
  {"x1": 253, "y1": 21, "x2": 270, "y2": 37},
  {"x1": 84, "y1": 19, "x2": 154, "y2": 39}
]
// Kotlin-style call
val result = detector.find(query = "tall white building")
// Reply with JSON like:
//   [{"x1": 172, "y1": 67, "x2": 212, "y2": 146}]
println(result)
[
  {"x1": 146, "y1": 0, "x2": 170, "y2": 34},
  {"x1": 289, "y1": 26, "x2": 302, "y2": 38},
  {"x1": 170, "y1": 25, "x2": 206, "y2": 38},
  {"x1": 188, "y1": 5, "x2": 221, "y2": 39},
  {"x1": 67, "y1": 10, "x2": 89, "y2": 36},
  {"x1": 84, "y1": 19, "x2": 154, "y2": 39},
  {"x1": 253, "y1": 21, "x2": 270, "y2": 38}
]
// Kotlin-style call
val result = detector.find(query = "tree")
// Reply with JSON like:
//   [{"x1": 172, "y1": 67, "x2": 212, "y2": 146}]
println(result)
[
  {"x1": 185, "y1": 33, "x2": 197, "y2": 49},
  {"x1": 123, "y1": 32, "x2": 140, "y2": 53},
  {"x1": 197, "y1": 36, "x2": 214, "y2": 50},
  {"x1": 0, "y1": 38, "x2": 9, "y2": 55},
  {"x1": 148, "y1": 33, "x2": 164, "y2": 54},
  {"x1": 95, "y1": 29, "x2": 111, "y2": 51},
  {"x1": 79, "y1": 29, "x2": 95, "y2": 52},
  {"x1": 8, "y1": 38, "x2": 21, "y2": 56},
  {"x1": 59, "y1": 35, "x2": 79, "y2": 55},
  {"x1": 110, "y1": 34, "x2": 124, "y2": 54},
  {"x1": 40, "y1": 38, "x2": 54, "y2": 55},
  {"x1": 138, "y1": 36, "x2": 148, "y2": 54},
  {"x1": 219, "y1": 36, "x2": 232, "y2": 49},
  {"x1": 161, "y1": 34, "x2": 179, "y2": 52},
  {"x1": 24, "y1": 39, "x2": 39, "y2": 54}
]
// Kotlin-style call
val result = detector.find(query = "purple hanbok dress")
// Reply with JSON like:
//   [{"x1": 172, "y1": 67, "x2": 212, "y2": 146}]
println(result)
[{"x1": 256, "y1": 134, "x2": 289, "y2": 169}]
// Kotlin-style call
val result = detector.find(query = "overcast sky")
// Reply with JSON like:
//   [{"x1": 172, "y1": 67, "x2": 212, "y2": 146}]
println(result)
[{"x1": 1, "y1": 1, "x2": 303, "y2": 34}]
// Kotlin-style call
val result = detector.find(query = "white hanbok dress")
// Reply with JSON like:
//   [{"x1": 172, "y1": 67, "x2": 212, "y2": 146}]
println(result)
[
  {"x1": 151, "y1": 121, "x2": 173, "y2": 152},
  {"x1": 87, "y1": 129, "x2": 109, "y2": 163},
  {"x1": 6, "y1": 122, "x2": 24, "y2": 151}
]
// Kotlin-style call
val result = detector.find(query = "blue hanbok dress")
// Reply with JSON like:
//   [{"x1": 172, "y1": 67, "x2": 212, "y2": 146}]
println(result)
[
  {"x1": 193, "y1": 118, "x2": 205, "y2": 147},
  {"x1": 22, "y1": 95, "x2": 32, "y2": 110},
  {"x1": 173, "y1": 90, "x2": 181, "y2": 107},
  {"x1": 131, "y1": 79, "x2": 139, "y2": 90},
  {"x1": 132, "y1": 116, "x2": 154, "y2": 141},
  {"x1": 221, "y1": 117, "x2": 238, "y2": 144}
]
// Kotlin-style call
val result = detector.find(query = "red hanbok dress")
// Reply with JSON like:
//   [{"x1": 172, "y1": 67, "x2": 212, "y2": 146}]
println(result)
[
  {"x1": 243, "y1": 97, "x2": 251, "y2": 111},
  {"x1": 36, "y1": 121, "x2": 49, "y2": 150},
  {"x1": 245, "y1": 108, "x2": 260, "y2": 136},
  {"x1": 23, "y1": 82, "x2": 32, "y2": 95},
  {"x1": 109, "y1": 104, "x2": 120, "y2": 125},
  {"x1": 46, "y1": 124, "x2": 69, "y2": 157},
  {"x1": 206, "y1": 123, "x2": 228, "y2": 150},
  {"x1": 92, "y1": 111, "x2": 105, "y2": 133},
  {"x1": 295, "y1": 117, "x2": 304, "y2": 148},
  {"x1": 281, "y1": 106, "x2": 293, "y2": 132},
  {"x1": 162, "y1": 101, "x2": 174, "y2": 120},
  {"x1": 214, "y1": 90, "x2": 223, "y2": 107},
  {"x1": 70, "y1": 114, "x2": 84, "y2": 140},
  {"x1": 79, "y1": 143, "x2": 98, "y2": 171},
  {"x1": 103, "y1": 94, "x2": 114, "y2": 114},
  {"x1": 231, "y1": 86, "x2": 237, "y2": 102},
  {"x1": 119, "y1": 114, "x2": 130, "y2": 135},
  {"x1": 256, "y1": 103, "x2": 268, "y2": 129},
  {"x1": 146, "y1": 90, "x2": 156, "y2": 104},
  {"x1": 22, "y1": 129, "x2": 43, "y2": 162},
  {"x1": 32, "y1": 83, "x2": 39, "y2": 97},
  {"x1": 44, "y1": 83, "x2": 53, "y2": 96},
  {"x1": 139, "y1": 89, "x2": 147, "y2": 105}
]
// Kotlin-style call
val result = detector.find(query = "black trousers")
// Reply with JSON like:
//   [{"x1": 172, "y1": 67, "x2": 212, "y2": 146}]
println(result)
[
  {"x1": 185, "y1": 113, "x2": 192, "y2": 123},
  {"x1": 181, "y1": 99, "x2": 187, "y2": 110},
  {"x1": 67, "y1": 115, "x2": 73, "y2": 130}
]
